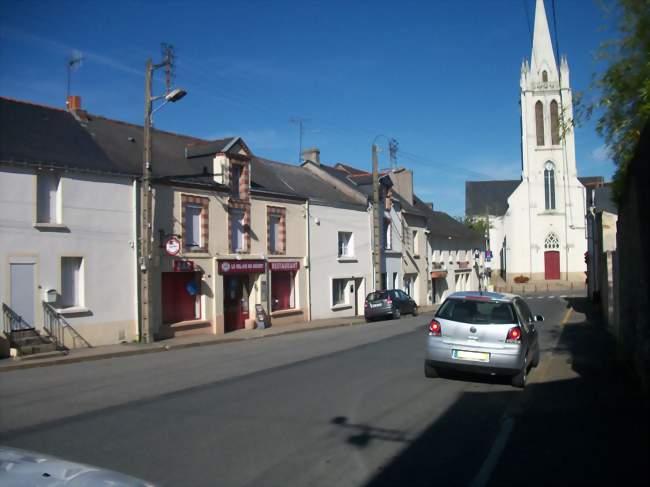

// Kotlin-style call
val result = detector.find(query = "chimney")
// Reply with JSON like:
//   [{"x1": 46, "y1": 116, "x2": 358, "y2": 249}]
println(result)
[
  {"x1": 301, "y1": 147, "x2": 320, "y2": 166},
  {"x1": 66, "y1": 95, "x2": 81, "y2": 111},
  {"x1": 425, "y1": 202, "x2": 434, "y2": 210}
]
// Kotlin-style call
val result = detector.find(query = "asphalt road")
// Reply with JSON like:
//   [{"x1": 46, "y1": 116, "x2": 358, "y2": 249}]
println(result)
[{"x1": 3, "y1": 291, "x2": 635, "y2": 487}]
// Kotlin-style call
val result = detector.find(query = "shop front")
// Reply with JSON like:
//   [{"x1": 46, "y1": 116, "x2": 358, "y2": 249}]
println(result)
[
  {"x1": 430, "y1": 270, "x2": 448, "y2": 304},
  {"x1": 218, "y1": 259, "x2": 266, "y2": 332},
  {"x1": 269, "y1": 261, "x2": 304, "y2": 325}
]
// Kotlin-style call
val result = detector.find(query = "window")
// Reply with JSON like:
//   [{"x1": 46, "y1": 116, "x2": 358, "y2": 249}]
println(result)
[
  {"x1": 544, "y1": 232, "x2": 560, "y2": 250},
  {"x1": 535, "y1": 101, "x2": 545, "y2": 146},
  {"x1": 231, "y1": 164, "x2": 241, "y2": 199},
  {"x1": 184, "y1": 205, "x2": 202, "y2": 249},
  {"x1": 230, "y1": 208, "x2": 245, "y2": 252},
  {"x1": 36, "y1": 174, "x2": 60, "y2": 223},
  {"x1": 381, "y1": 273, "x2": 387, "y2": 290},
  {"x1": 550, "y1": 100, "x2": 560, "y2": 145},
  {"x1": 182, "y1": 195, "x2": 209, "y2": 251},
  {"x1": 404, "y1": 277, "x2": 412, "y2": 296},
  {"x1": 384, "y1": 218, "x2": 392, "y2": 250},
  {"x1": 436, "y1": 298, "x2": 517, "y2": 325},
  {"x1": 412, "y1": 230, "x2": 419, "y2": 255},
  {"x1": 267, "y1": 207, "x2": 285, "y2": 254},
  {"x1": 332, "y1": 279, "x2": 347, "y2": 306},
  {"x1": 542, "y1": 70, "x2": 548, "y2": 82},
  {"x1": 544, "y1": 162, "x2": 556, "y2": 210},
  {"x1": 338, "y1": 232, "x2": 353, "y2": 257},
  {"x1": 61, "y1": 257, "x2": 83, "y2": 308}
]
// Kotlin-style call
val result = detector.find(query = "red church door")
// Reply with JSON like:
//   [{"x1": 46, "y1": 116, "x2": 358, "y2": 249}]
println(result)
[{"x1": 544, "y1": 251, "x2": 560, "y2": 280}]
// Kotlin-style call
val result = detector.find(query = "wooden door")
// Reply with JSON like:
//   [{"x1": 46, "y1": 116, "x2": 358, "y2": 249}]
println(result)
[
  {"x1": 224, "y1": 276, "x2": 245, "y2": 332},
  {"x1": 162, "y1": 272, "x2": 198, "y2": 323},
  {"x1": 544, "y1": 251, "x2": 560, "y2": 280}
]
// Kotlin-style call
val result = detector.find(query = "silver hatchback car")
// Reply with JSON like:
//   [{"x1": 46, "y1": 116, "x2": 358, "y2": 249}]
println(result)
[{"x1": 425, "y1": 291, "x2": 543, "y2": 388}]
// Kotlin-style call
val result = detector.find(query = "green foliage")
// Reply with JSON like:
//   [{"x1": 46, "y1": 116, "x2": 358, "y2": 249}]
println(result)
[
  {"x1": 456, "y1": 216, "x2": 490, "y2": 236},
  {"x1": 579, "y1": 0, "x2": 650, "y2": 201}
]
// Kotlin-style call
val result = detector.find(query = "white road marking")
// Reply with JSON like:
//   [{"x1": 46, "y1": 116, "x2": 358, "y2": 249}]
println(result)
[
  {"x1": 470, "y1": 416, "x2": 516, "y2": 487},
  {"x1": 548, "y1": 296, "x2": 555, "y2": 299}
]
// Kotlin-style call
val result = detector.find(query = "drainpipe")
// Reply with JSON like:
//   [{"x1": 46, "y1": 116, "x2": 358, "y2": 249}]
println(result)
[
  {"x1": 305, "y1": 199, "x2": 312, "y2": 321},
  {"x1": 133, "y1": 179, "x2": 142, "y2": 342}
]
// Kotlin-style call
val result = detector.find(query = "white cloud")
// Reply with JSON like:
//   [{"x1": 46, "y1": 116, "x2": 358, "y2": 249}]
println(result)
[{"x1": 590, "y1": 144, "x2": 610, "y2": 163}]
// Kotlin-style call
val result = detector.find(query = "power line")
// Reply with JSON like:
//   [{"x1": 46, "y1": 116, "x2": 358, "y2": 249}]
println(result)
[{"x1": 290, "y1": 117, "x2": 309, "y2": 163}]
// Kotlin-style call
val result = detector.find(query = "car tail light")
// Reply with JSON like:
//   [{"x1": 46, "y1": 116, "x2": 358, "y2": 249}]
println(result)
[
  {"x1": 386, "y1": 296, "x2": 392, "y2": 305},
  {"x1": 506, "y1": 326, "x2": 522, "y2": 343},
  {"x1": 364, "y1": 301, "x2": 369, "y2": 308},
  {"x1": 429, "y1": 319, "x2": 442, "y2": 336}
]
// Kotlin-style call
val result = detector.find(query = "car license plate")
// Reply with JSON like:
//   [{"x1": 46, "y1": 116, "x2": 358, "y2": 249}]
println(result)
[
  {"x1": 452, "y1": 350, "x2": 490, "y2": 362},
  {"x1": 370, "y1": 303, "x2": 380, "y2": 308}
]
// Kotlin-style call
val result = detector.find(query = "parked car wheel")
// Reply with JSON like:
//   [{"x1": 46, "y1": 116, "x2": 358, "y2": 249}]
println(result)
[
  {"x1": 424, "y1": 361, "x2": 438, "y2": 378},
  {"x1": 412, "y1": 306, "x2": 419, "y2": 316},
  {"x1": 392, "y1": 307, "x2": 401, "y2": 319},
  {"x1": 365, "y1": 317, "x2": 373, "y2": 323},
  {"x1": 511, "y1": 356, "x2": 528, "y2": 388},
  {"x1": 531, "y1": 343, "x2": 540, "y2": 367}
]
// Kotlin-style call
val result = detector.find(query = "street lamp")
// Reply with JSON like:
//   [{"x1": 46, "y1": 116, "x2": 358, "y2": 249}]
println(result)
[{"x1": 140, "y1": 58, "x2": 187, "y2": 343}]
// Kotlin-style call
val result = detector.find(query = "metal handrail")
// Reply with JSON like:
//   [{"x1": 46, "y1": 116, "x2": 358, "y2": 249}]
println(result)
[
  {"x1": 42, "y1": 302, "x2": 92, "y2": 349},
  {"x1": 2, "y1": 302, "x2": 34, "y2": 336}
]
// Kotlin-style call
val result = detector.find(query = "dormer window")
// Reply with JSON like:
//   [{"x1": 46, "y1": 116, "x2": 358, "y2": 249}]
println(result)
[
  {"x1": 542, "y1": 70, "x2": 548, "y2": 82},
  {"x1": 231, "y1": 164, "x2": 241, "y2": 199}
]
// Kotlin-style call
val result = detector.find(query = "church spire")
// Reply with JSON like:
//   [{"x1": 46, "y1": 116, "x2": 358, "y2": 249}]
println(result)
[{"x1": 531, "y1": 0, "x2": 557, "y2": 79}]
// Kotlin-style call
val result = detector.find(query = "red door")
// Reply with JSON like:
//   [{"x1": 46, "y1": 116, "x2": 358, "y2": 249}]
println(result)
[
  {"x1": 271, "y1": 271, "x2": 292, "y2": 311},
  {"x1": 224, "y1": 276, "x2": 248, "y2": 332},
  {"x1": 544, "y1": 251, "x2": 560, "y2": 280},
  {"x1": 162, "y1": 272, "x2": 198, "y2": 323}
]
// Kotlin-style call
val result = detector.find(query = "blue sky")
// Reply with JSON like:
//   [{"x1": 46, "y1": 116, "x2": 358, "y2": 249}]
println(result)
[{"x1": 0, "y1": 0, "x2": 618, "y2": 216}]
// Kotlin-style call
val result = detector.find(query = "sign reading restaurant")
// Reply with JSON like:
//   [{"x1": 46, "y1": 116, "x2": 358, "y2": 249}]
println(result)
[
  {"x1": 218, "y1": 259, "x2": 266, "y2": 275},
  {"x1": 269, "y1": 261, "x2": 300, "y2": 271}
]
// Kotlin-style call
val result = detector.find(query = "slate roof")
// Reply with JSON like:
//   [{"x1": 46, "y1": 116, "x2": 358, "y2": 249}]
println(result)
[
  {"x1": 0, "y1": 97, "x2": 130, "y2": 175},
  {"x1": 579, "y1": 176, "x2": 605, "y2": 188},
  {"x1": 251, "y1": 157, "x2": 364, "y2": 207},
  {"x1": 465, "y1": 179, "x2": 521, "y2": 216},
  {"x1": 414, "y1": 196, "x2": 484, "y2": 243},
  {"x1": 593, "y1": 184, "x2": 617, "y2": 215}
]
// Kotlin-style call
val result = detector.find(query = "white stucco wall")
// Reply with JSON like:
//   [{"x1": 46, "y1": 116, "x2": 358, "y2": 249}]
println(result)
[
  {"x1": 308, "y1": 203, "x2": 372, "y2": 319},
  {"x1": 0, "y1": 166, "x2": 138, "y2": 346}
]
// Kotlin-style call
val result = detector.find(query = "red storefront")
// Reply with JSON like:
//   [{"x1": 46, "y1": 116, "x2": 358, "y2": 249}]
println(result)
[
  {"x1": 161, "y1": 260, "x2": 201, "y2": 324},
  {"x1": 218, "y1": 259, "x2": 265, "y2": 332},
  {"x1": 270, "y1": 261, "x2": 299, "y2": 312}
]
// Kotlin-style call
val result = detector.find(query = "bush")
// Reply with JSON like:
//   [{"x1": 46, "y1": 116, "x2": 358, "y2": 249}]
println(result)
[{"x1": 514, "y1": 275, "x2": 529, "y2": 284}]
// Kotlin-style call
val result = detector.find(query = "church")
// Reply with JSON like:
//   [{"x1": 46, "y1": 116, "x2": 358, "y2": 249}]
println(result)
[{"x1": 466, "y1": 0, "x2": 603, "y2": 284}]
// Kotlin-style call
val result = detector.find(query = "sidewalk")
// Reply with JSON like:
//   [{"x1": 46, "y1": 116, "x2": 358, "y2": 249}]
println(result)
[
  {"x1": 0, "y1": 305, "x2": 438, "y2": 373},
  {"x1": 488, "y1": 296, "x2": 649, "y2": 486}
]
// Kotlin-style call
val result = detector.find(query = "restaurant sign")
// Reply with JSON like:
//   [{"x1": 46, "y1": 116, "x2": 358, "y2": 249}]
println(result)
[
  {"x1": 269, "y1": 261, "x2": 300, "y2": 272},
  {"x1": 218, "y1": 259, "x2": 266, "y2": 275}
]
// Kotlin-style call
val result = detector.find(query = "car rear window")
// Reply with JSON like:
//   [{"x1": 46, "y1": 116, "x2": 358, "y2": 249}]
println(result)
[
  {"x1": 436, "y1": 298, "x2": 517, "y2": 324},
  {"x1": 367, "y1": 291, "x2": 388, "y2": 301}
]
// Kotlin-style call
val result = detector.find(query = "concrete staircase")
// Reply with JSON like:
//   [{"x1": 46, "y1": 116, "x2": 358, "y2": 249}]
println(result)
[{"x1": 9, "y1": 328, "x2": 58, "y2": 356}]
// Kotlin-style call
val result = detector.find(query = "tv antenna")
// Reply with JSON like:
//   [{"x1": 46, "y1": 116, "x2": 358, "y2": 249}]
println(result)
[
  {"x1": 290, "y1": 117, "x2": 310, "y2": 163},
  {"x1": 160, "y1": 43, "x2": 176, "y2": 93},
  {"x1": 66, "y1": 51, "x2": 83, "y2": 100}
]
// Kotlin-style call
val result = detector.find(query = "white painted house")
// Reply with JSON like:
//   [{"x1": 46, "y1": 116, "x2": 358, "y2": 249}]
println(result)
[
  {"x1": 0, "y1": 98, "x2": 139, "y2": 351},
  {"x1": 466, "y1": 0, "x2": 601, "y2": 283}
]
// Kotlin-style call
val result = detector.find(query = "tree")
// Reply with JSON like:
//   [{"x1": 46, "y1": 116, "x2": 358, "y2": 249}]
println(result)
[
  {"x1": 580, "y1": 0, "x2": 650, "y2": 201},
  {"x1": 456, "y1": 216, "x2": 490, "y2": 237}
]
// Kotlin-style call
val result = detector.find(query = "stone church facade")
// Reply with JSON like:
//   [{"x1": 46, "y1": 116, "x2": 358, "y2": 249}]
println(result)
[{"x1": 465, "y1": 0, "x2": 603, "y2": 283}]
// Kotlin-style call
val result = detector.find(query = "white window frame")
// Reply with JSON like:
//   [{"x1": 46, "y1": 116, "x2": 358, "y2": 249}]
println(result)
[
  {"x1": 231, "y1": 209, "x2": 245, "y2": 252},
  {"x1": 269, "y1": 214, "x2": 281, "y2": 253},
  {"x1": 384, "y1": 219, "x2": 392, "y2": 250},
  {"x1": 412, "y1": 230, "x2": 419, "y2": 255},
  {"x1": 36, "y1": 173, "x2": 61, "y2": 224},
  {"x1": 332, "y1": 278, "x2": 347, "y2": 307},
  {"x1": 338, "y1": 231, "x2": 353, "y2": 258},
  {"x1": 184, "y1": 204, "x2": 203, "y2": 250},
  {"x1": 60, "y1": 257, "x2": 84, "y2": 308}
]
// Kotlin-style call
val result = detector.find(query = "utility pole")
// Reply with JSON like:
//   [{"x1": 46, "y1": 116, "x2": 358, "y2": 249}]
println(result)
[
  {"x1": 141, "y1": 58, "x2": 154, "y2": 343},
  {"x1": 372, "y1": 144, "x2": 382, "y2": 291}
]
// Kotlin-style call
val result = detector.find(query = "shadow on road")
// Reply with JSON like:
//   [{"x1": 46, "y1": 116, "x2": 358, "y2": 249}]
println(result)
[{"x1": 358, "y1": 297, "x2": 649, "y2": 487}]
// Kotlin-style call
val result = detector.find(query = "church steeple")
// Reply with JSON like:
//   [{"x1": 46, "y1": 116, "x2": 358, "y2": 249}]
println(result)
[{"x1": 531, "y1": 0, "x2": 557, "y2": 82}]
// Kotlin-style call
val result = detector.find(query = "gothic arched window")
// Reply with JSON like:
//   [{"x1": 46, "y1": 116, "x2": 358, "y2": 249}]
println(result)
[
  {"x1": 544, "y1": 232, "x2": 560, "y2": 250},
  {"x1": 542, "y1": 70, "x2": 548, "y2": 82},
  {"x1": 535, "y1": 101, "x2": 545, "y2": 146},
  {"x1": 544, "y1": 161, "x2": 556, "y2": 210},
  {"x1": 550, "y1": 100, "x2": 560, "y2": 145}
]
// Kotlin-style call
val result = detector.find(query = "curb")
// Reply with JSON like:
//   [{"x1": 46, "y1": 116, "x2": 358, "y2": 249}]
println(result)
[{"x1": 0, "y1": 317, "x2": 368, "y2": 373}]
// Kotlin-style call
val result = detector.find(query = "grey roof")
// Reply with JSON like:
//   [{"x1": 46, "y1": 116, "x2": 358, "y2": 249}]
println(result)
[
  {"x1": 0, "y1": 97, "x2": 130, "y2": 175},
  {"x1": 465, "y1": 180, "x2": 521, "y2": 216},
  {"x1": 593, "y1": 185, "x2": 617, "y2": 215},
  {"x1": 414, "y1": 196, "x2": 484, "y2": 243},
  {"x1": 251, "y1": 157, "x2": 364, "y2": 207},
  {"x1": 579, "y1": 176, "x2": 605, "y2": 188}
]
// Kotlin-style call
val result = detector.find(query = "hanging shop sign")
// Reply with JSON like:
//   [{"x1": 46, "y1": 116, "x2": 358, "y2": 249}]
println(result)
[
  {"x1": 269, "y1": 261, "x2": 300, "y2": 272},
  {"x1": 164, "y1": 237, "x2": 181, "y2": 256},
  {"x1": 218, "y1": 259, "x2": 266, "y2": 275},
  {"x1": 173, "y1": 260, "x2": 195, "y2": 272}
]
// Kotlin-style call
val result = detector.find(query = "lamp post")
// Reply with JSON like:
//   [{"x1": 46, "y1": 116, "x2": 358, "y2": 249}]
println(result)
[{"x1": 140, "y1": 58, "x2": 187, "y2": 343}]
